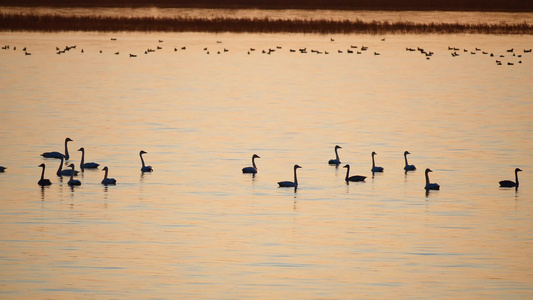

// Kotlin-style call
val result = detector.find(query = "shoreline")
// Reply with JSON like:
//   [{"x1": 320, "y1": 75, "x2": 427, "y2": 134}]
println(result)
[{"x1": 1, "y1": 14, "x2": 532, "y2": 34}]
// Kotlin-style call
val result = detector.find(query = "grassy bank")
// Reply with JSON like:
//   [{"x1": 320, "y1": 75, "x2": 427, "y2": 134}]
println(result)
[{"x1": 1, "y1": 13, "x2": 531, "y2": 34}]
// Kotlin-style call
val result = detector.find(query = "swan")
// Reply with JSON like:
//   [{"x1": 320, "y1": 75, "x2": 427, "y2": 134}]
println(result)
[
  {"x1": 0, "y1": 166, "x2": 6, "y2": 172},
  {"x1": 424, "y1": 168, "x2": 440, "y2": 190},
  {"x1": 78, "y1": 147, "x2": 100, "y2": 170},
  {"x1": 101, "y1": 166, "x2": 117, "y2": 185},
  {"x1": 56, "y1": 155, "x2": 79, "y2": 177},
  {"x1": 403, "y1": 151, "x2": 416, "y2": 171},
  {"x1": 38, "y1": 163, "x2": 52, "y2": 186},
  {"x1": 371, "y1": 151, "x2": 384, "y2": 172},
  {"x1": 41, "y1": 137, "x2": 73, "y2": 159},
  {"x1": 343, "y1": 164, "x2": 366, "y2": 182},
  {"x1": 328, "y1": 145, "x2": 342, "y2": 165},
  {"x1": 140, "y1": 150, "x2": 153, "y2": 172},
  {"x1": 278, "y1": 165, "x2": 302, "y2": 187},
  {"x1": 242, "y1": 154, "x2": 260, "y2": 173},
  {"x1": 67, "y1": 164, "x2": 81, "y2": 186},
  {"x1": 499, "y1": 168, "x2": 522, "y2": 188}
]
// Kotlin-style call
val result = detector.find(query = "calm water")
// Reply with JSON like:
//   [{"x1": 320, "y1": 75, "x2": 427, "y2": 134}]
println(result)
[{"x1": 0, "y1": 30, "x2": 532, "y2": 299}]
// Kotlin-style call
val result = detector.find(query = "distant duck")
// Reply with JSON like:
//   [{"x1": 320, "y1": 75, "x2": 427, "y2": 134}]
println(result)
[
  {"x1": 56, "y1": 155, "x2": 79, "y2": 177},
  {"x1": 343, "y1": 164, "x2": 366, "y2": 182},
  {"x1": 278, "y1": 165, "x2": 302, "y2": 188},
  {"x1": 403, "y1": 151, "x2": 416, "y2": 171},
  {"x1": 78, "y1": 147, "x2": 100, "y2": 170},
  {"x1": 140, "y1": 150, "x2": 153, "y2": 172},
  {"x1": 0, "y1": 166, "x2": 5, "y2": 172},
  {"x1": 424, "y1": 168, "x2": 440, "y2": 190},
  {"x1": 499, "y1": 168, "x2": 522, "y2": 188},
  {"x1": 328, "y1": 145, "x2": 342, "y2": 165},
  {"x1": 41, "y1": 137, "x2": 73, "y2": 159},
  {"x1": 38, "y1": 163, "x2": 52, "y2": 186},
  {"x1": 67, "y1": 164, "x2": 81, "y2": 186},
  {"x1": 371, "y1": 151, "x2": 384, "y2": 172},
  {"x1": 101, "y1": 166, "x2": 117, "y2": 185},
  {"x1": 242, "y1": 154, "x2": 260, "y2": 174}
]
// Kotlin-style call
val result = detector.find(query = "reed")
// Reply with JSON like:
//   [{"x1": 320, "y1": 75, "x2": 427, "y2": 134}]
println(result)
[{"x1": 0, "y1": 13, "x2": 531, "y2": 34}]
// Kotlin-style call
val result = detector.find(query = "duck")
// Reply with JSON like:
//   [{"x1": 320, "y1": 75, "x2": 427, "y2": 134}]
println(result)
[
  {"x1": 242, "y1": 154, "x2": 260, "y2": 173},
  {"x1": 403, "y1": 151, "x2": 416, "y2": 171},
  {"x1": 328, "y1": 145, "x2": 342, "y2": 165},
  {"x1": 78, "y1": 147, "x2": 100, "y2": 170},
  {"x1": 424, "y1": 168, "x2": 440, "y2": 190},
  {"x1": 140, "y1": 150, "x2": 153, "y2": 172},
  {"x1": 343, "y1": 164, "x2": 366, "y2": 182},
  {"x1": 41, "y1": 137, "x2": 73, "y2": 159},
  {"x1": 371, "y1": 151, "x2": 384, "y2": 172},
  {"x1": 37, "y1": 163, "x2": 52, "y2": 186},
  {"x1": 67, "y1": 164, "x2": 81, "y2": 186},
  {"x1": 278, "y1": 165, "x2": 302, "y2": 188},
  {"x1": 56, "y1": 155, "x2": 79, "y2": 177},
  {"x1": 101, "y1": 166, "x2": 117, "y2": 185},
  {"x1": 499, "y1": 168, "x2": 522, "y2": 188}
]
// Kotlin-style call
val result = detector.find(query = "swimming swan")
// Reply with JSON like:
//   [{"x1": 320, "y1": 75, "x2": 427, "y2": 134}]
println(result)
[
  {"x1": 67, "y1": 164, "x2": 81, "y2": 186},
  {"x1": 343, "y1": 164, "x2": 366, "y2": 182},
  {"x1": 41, "y1": 137, "x2": 73, "y2": 159},
  {"x1": 403, "y1": 151, "x2": 416, "y2": 171},
  {"x1": 56, "y1": 156, "x2": 79, "y2": 177},
  {"x1": 371, "y1": 151, "x2": 384, "y2": 172},
  {"x1": 38, "y1": 163, "x2": 52, "y2": 186},
  {"x1": 140, "y1": 150, "x2": 153, "y2": 172},
  {"x1": 328, "y1": 145, "x2": 342, "y2": 165},
  {"x1": 242, "y1": 154, "x2": 260, "y2": 173},
  {"x1": 78, "y1": 147, "x2": 100, "y2": 170},
  {"x1": 499, "y1": 168, "x2": 522, "y2": 188},
  {"x1": 424, "y1": 168, "x2": 440, "y2": 190},
  {"x1": 101, "y1": 166, "x2": 117, "y2": 185},
  {"x1": 0, "y1": 166, "x2": 6, "y2": 172},
  {"x1": 278, "y1": 165, "x2": 302, "y2": 187}
]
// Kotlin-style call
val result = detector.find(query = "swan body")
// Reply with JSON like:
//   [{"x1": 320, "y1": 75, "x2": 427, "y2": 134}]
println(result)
[
  {"x1": 101, "y1": 166, "x2": 117, "y2": 185},
  {"x1": 242, "y1": 154, "x2": 260, "y2": 173},
  {"x1": 41, "y1": 137, "x2": 72, "y2": 159},
  {"x1": 403, "y1": 151, "x2": 416, "y2": 171},
  {"x1": 0, "y1": 166, "x2": 6, "y2": 172},
  {"x1": 328, "y1": 145, "x2": 342, "y2": 165},
  {"x1": 499, "y1": 168, "x2": 522, "y2": 188},
  {"x1": 278, "y1": 165, "x2": 301, "y2": 187},
  {"x1": 56, "y1": 156, "x2": 79, "y2": 177},
  {"x1": 343, "y1": 164, "x2": 366, "y2": 182},
  {"x1": 140, "y1": 150, "x2": 153, "y2": 172},
  {"x1": 424, "y1": 168, "x2": 440, "y2": 190},
  {"x1": 78, "y1": 147, "x2": 100, "y2": 170},
  {"x1": 371, "y1": 151, "x2": 384, "y2": 172},
  {"x1": 67, "y1": 164, "x2": 81, "y2": 186},
  {"x1": 38, "y1": 163, "x2": 52, "y2": 186}
]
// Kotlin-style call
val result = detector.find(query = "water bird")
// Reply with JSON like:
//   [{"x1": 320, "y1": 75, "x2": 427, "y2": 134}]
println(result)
[
  {"x1": 278, "y1": 165, "x2": 301, "y2": 188},
  {"x1": 38, "y1": 163, "x2": 52, "y2": 186},
  {"x1": 403, "y1": 151, "x2": 416, "y2": 171},
  {"x1": 101, "y1": 166, "x2": 117, "y2": 185},
  {"x1": 242, "y1": 154, "x2": 260, "y2": 174},
  {"x1": 139, "y1": 150, "x2": 153, "y2": 172},
  {"x1": 524, "y1": 49, "x2": 532, "y2": 53},
  {"x1": 129, "y1": 54, "x2": 137, "y2": 57},
  {"x1": 78, "y1": 147, "x2": 100, "y2": 170},
  {"x1": 499, "y1": 168, "x2": 522, "y2": 188},
  {"x1": 0, "y1": 166, "x2": 6, "y2": 172},
  {"x1": 41, "y1": 137, "x2": 72, "y2": 159},
  {"x1": 371, "y1": 152, "x2": 384, "y2": 172},
  {"x1": 56, "y1": 156, "x2": 79, "y2": 177},
  {"x1": 424, "y1": 168, "x2": 440, "y2": 190},
  {"x1": 328, "y1": 145, "x2": 342, "y2": 165},
  {"x1": 343, "y1": 165, "x2": 366, "y2": 182},
  {"x1": 67, "y1": 164, "x2": 81, "y2": 186}
]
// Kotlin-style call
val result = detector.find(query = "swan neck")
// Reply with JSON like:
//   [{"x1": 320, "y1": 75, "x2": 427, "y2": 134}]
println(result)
[
  {"x1": 404, "y1": 153, "x2": 409, "y2": 166},
  {"x1": 293, "y1": 167, "x2": 298, "y2": 186},
  {"x1": 515, "y1": 170, "x2": 520, "y2": 187},
  {"x1": 345, "y1": 166, "x2": 350, "y2": 180},
  {"x1": 425, "y1": 170, "x2": 430, "y2": 185},
  {"x1": 64, "y1": 140, "x2": 70, "y2": 159},
  {"x1": 140, "y1": 153, "x2": 146, "y2": 167},
  {"x1": 372, "y1": 154, "x2": 375, "y2": 168},
  {"x1": 104, "y1": 168, "x2": 109, "y2": 179},
  {"x1": 252, "y1": 156, "x2": 257, "y2": 169},
  {"x1": 69, "y1": 165, "x2": 74, "y2": 180},
  {"x1": 334, "y1": 148, "x2": 340, "y2": 160},
  {"x1": 40, "y1": 165, "x2": 45, "y2": 180},
  {"x1": 57, "y1": 157, "x2": 63, "y2": 175}
]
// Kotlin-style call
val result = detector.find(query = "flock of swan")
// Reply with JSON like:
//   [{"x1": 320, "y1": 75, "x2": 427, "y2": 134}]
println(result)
[{"x1": 0, "y1": 139, "x2": 523, "y2": 191}]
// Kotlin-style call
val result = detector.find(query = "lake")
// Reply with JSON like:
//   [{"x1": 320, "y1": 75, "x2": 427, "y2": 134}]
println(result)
[{"x1": 0, "y1": 27, "x2": 532, "y2": 298}]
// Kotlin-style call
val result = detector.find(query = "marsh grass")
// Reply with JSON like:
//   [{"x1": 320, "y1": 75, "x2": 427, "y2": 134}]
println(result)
[{"x1": 0, "y1": 13, "x2": 531, "y2": 34}]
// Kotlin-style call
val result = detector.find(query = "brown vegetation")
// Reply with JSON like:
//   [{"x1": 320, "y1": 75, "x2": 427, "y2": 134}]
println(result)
[{"x1": 0, "y1": 13, "x2": 531, "y2": 34}]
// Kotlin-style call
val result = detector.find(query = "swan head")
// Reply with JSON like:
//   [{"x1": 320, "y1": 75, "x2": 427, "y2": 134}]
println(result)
[
  {"x1": 335, "y1": 145, "x2": 342, "y2": 150},
  {"x1": 66, "y1": 137, "x2": 73, "y2": 143},
  {"x1": 78, "y1": 147, "x2": 84, "y2": 152},
  {"x1": 140, "y1": 150, "x2": 147, "y2": 155},
  {"x1": 372, "y1": 151, "x2": 377, "y2": 156},
  {"x1": 343, "y1": 164, "x2": 350, "y2": 169},
  {"x1": 38, "y1": 163, "x2": 45, "y2": 168},
  {"x1": 252, "y1": 154, "x2": 260, "y2": 159},
  {"x1": 102, "y1": 166, "x2": 108, "y2": 171},
  {"x1": 68, "y1": 163, "x2": 75, "y2": 169},
  {"x1": 404, "y1": 151, "x2": 410, "y2": 155},
  {"x1": 515, "y1": 168, "x2": 522, "y2": 172},
  {"x1": 425, "y1": 168, "x2": 433, "y2": 173},
  {"x1": 294, "y1": 165, "x2": 302, "y2": 169}
]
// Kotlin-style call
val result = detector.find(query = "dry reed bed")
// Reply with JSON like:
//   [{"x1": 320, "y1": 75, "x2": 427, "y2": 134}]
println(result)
[{"x1": 0, "y1": 13, "x2": 531, "y2": 34}]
